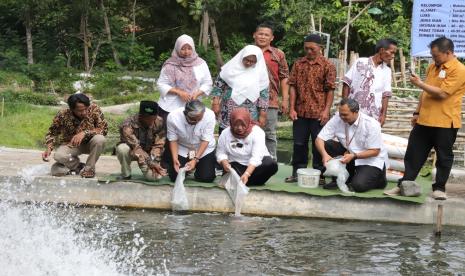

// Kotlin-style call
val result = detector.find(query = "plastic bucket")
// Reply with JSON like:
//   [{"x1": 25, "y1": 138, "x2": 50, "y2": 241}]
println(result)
[{"x1": 296, "y1": 168, "x2": 321, "y2": 188}]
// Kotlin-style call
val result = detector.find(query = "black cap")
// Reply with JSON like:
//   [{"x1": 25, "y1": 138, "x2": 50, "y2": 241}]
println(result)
[
  {"x1": 139, "y1": 101, "x2": 158, "y2": 116},
  {"x1": 304, "y1": 34, "x2": 322, "y2": 44}
]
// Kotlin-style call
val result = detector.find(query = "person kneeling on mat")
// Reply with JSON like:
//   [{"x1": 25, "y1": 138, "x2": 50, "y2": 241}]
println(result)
[
  {"x1": 315, "y1": 98, "x2": 387, "y2": 192},
  {"x1": 216, "y1": 108, "x2": 278, "y2": 186}
]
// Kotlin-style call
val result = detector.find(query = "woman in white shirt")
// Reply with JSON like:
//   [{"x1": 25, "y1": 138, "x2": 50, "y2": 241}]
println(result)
[
  {"x1": 157, "y1": 34, "x2": 213, "y2": 118},
  {"x1": 157, "y1": 34, "x2": 213, "y2": 167},
  {"x1": 216, "y1": 108, "x2": 278, "y2": 186}
]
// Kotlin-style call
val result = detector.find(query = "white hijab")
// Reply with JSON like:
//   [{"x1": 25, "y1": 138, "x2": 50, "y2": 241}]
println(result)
[{"x1": 219, "y1": 45, "x2": 269, "y2": 105}]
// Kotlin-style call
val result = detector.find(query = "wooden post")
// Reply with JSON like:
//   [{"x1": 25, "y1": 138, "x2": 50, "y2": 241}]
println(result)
[
  {"x1": 343, "y1": 0, "x2": 352, "y2": 74},
  {"x1": 399, "y1": 48, "x2": 407, "y2": 87},
  {"x1": 209, "y1": 17, "x2": 223, "y2": 67},
  {"x1": 435, "y1": 204, "x2": 444, "y2": 237},
  {"x1": 201, "y1": 10, "x2": 209, "y2": 50},
  {"x1": 1, "y1": 97, "x2": 4, "y2": 118},
  {"x1": 391, "y1": 58, "x2": 397, "y2": 88},
  {"x1": 310, "y1": 14, "x2": 315, "y2": 32},
  {"x1": 349, "y1": 51, "x2": 357, "y2": 68}
]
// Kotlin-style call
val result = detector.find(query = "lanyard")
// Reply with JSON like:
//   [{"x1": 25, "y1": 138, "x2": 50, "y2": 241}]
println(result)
[{"x1": 345, "y1": 123, "x2": 359, "y2": 149}]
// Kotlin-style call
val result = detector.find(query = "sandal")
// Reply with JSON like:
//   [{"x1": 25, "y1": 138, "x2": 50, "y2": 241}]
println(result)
[
  {"x1": 284, "y1": 175, "x2": 298, "y2": 183},
  {"x1": 80, "y1": 166, "x2": 95, "y2": 178}
]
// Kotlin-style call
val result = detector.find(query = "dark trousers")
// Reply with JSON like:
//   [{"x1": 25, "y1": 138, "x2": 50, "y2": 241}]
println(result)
[
  {"x1": 400, "y1": 124, "x2": 458, "y2": 192},
  {"x1": 158, "y1": 107, "x2": 171, "y2": 169},
  {"x1": 168, "y1": 151, "x2": 216, "y2": 183},
  {"x1": 291, "y1": 117, "x2": 323, "y2": 175},
  {"x1": 230, "y1": 156, "x2": 278, "y2": 186},
  {"x1": 325, "y1": 140, "x2": 387, "y2": 192}
]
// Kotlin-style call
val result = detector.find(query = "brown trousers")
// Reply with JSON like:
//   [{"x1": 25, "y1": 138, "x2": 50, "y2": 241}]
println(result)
[{"x1": 51, "y1": 135, "x2": 106, "y2": 176}]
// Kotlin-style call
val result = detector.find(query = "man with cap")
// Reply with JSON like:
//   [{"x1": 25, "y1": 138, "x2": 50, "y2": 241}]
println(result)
[
  {"x1": 115, "y1": 100, "x2": 167, "y2": 181},
  {"x1": 285, "y1": 34, "x2": 337, "y2": 183},
  {"x1": 166, "y1": 100, "x2": 217, "y2": 183}
]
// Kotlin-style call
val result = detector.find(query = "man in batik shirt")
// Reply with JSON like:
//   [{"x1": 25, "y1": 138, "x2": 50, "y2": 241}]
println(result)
[
  {"x1": 253, "y1": 23, "x2": 290, "y2": 160},
  {"x1": 285, "y1": 34, "x2": 336, "y2": 183},
  {"x1": 342, "y1": 38, "x2": 397, "y2": 126},
  {"x1": 116, "y1": 101, "x2": 167, "y2": 181},
  {"x1": 43, "y1": 93, "x2": 107, "y2": 178}
]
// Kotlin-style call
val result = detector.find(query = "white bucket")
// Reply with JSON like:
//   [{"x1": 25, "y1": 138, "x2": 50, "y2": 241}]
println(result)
[{"x1": 296, "y1": 168, "x2": 321, "y2": 188}]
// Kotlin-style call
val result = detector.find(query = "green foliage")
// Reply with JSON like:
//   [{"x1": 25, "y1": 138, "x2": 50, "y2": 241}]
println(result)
[
  {"x1": 90, "y1": 72, "x2": 156, "y2": 99},
  {"x1": 100, "y1": 92, "x2": 159, "y2": 106},
  {"x1": 0, "y1": 89, "x2": 57, "y2": 105}
]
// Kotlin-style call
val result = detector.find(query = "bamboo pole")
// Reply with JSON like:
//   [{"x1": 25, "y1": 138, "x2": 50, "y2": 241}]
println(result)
[{"x1": 435, "y1": 204, "x2": 444, "y2": 237}]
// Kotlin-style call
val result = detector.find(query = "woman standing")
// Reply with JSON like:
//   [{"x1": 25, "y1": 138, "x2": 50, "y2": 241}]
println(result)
[
  {"x1": 211, "y1": 45, "x2": 269, "y2": 133},
  {"x1": 216, "y1": 108, "x2": 278, "y2": 186},
  {"x1": 157, "y1": 34, "x2": 213, "y2": 121}
]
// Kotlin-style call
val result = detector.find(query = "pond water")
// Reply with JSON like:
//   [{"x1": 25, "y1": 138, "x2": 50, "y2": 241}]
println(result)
[{"x1": 1, "y1": 201, "x2": 464, "y2": 275}]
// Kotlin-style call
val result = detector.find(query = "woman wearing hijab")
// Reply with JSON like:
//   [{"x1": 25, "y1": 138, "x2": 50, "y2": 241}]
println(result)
[
  {"x1": 157, "y1": 34, "x2": 213, "y2": 121},
  {"x1": 216, "y1": 108, "x2": 278, "y2": 186},
  {"x1": 211, "y1": 45, "x2": 269, "y2": 133}
]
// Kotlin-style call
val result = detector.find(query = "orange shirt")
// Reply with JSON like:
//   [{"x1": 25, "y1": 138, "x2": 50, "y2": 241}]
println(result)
[{"x1": 418, "y1": 57, "x2": 465, "y2": 128}]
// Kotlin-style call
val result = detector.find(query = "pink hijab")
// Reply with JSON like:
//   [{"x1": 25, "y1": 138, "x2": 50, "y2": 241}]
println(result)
[
  {"x1": 162, "y1": 34, "x2": 204, "y2": 93},
  {"x1": 230, "y1": 108, "x2": 255, "y2": 139}
]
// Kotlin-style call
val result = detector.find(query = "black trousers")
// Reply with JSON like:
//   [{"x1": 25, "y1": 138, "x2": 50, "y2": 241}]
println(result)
[
  {"x1": 230, "y1": 156, "x2": 278, "y2": 186},
  {"x1": 400, "y1": 124, "x2": 458, "y2": 192},
  {"x1": 168, "y1": 151, "x2": 216, "y2": 183},
  {"x1": 158, "y1": 107, "x2": 171, "y2": 169},
  {"x1": 325, "y1": 140, "x2": 387, "y2": 192},
  {"x1": 291, "y1": 117, "x2": 324, "y2": 175}
]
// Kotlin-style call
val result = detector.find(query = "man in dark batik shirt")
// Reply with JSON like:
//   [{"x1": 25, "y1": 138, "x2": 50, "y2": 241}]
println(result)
[
  {"x1": 116, "y1": 101, "x2": 166, "y2": 181},
  {"x1": 43, "y1": 93, "x2": 108, "y2": 178},
  {"x1": 286, "y1": 34, "x2": 337, "y2": 183}
]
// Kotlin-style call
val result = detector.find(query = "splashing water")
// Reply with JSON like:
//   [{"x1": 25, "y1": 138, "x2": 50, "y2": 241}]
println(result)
[
  {"x1": 18, "y1": 164, "x2": 51, "y2": 184},
  {"x1": 0, "y1": 165, "x2": 166, "y2": 275}
]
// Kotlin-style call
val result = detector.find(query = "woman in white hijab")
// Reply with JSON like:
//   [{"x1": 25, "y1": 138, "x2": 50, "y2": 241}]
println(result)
[
  {"x1": 157, "y1": 34, "x2": 213, "y2": 118},
  {"x1": 211, "y1": 45, "x2": 269, "y2": 133}
]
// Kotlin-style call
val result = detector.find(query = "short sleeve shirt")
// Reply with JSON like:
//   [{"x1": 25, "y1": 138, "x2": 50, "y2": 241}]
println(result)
[
  {"x1": 343, "y1": 57, "x2": 392, "y2": 120},
  {"x1": 318, "y1": 112, "x2": 387, "y2": 170},
  {"x1": 288, "y1": 56, "x2": 336, "y2": 118},
  {"x1": 418, "y1": 58, "x2": 465, "y2": 128},
  {"x1": 166, "y1": 107, "x2": 216, "y2": 158}
]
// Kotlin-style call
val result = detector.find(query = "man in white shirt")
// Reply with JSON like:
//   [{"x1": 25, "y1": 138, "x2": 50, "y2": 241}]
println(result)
[
  {"x1": 315, "y1": 98, "x2": 387, "y2": 192},
  {"x1": 166, "y1": 100, "x2": 216, "y2": 182},
  {"x1": 342, "y1": 38, "x2": 397, "y2": 126}
]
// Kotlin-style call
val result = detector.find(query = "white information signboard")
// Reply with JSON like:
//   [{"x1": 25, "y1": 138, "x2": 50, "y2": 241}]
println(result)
[{"x1": 411, "y1": 0, "x2": 465, "y2": 57}]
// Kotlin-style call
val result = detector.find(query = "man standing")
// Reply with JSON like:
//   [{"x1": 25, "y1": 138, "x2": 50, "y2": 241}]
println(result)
[
  {"x1": 116, "y1": 101, "x2": 167, "y2": 181},
  {"x1": 342, "y1": 39, "x2": 397, "y2": 126},
  {"x1": 253, "y1": 23, "x2": 290, "y2": 160},
  {"x1": 285, "y1": 34, "x2": 336, "y2": 182},
  {"x1": 167, "y1": 100, "x2": 216, "y2": 183},
  {"x1": 384, "y1": 37, "x2": 465, "y2": 200},
  {"x1": 315, "y1": 98, "x2": 387, "y2": 192},
  {"x1": 42, "y1": 93, "x2": 107, "y2": 178}
]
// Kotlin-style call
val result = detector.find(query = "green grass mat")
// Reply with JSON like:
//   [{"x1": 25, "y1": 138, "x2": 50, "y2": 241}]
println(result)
[{"x1": 98, "y1": 164, "x2": 431, "y2": 204}]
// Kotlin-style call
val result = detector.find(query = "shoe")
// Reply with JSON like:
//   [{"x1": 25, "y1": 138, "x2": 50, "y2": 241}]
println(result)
[
  {"x1": 323, "y1": 180, "x2": 338, "y2": 190},
  {"x1": 319, "y1": 176, "x2": 326, "y2": 186},
  {"x1": 68, "y1": 162, "x2": 86, "y2": 175},
  {"x1": 116, "y1": 175, "x2": 131, "y2": 180},
  {"x1": 80, "y1": 166, "x2": 95, "y2": 178},
  {"x1": 383, "y1": 186, "x2": 401, "y2": 196},
  {"x1": 432, "y1": 190, "x2": 447, "y2": 200},
  {"x1": 285, "y1": 175, "x2": 297, "y2": 183}
]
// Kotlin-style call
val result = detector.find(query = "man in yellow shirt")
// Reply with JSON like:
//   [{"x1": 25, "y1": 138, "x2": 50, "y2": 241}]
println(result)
[{"x1": 385, "y1": 37, "x2": 465, "y2": 200}]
